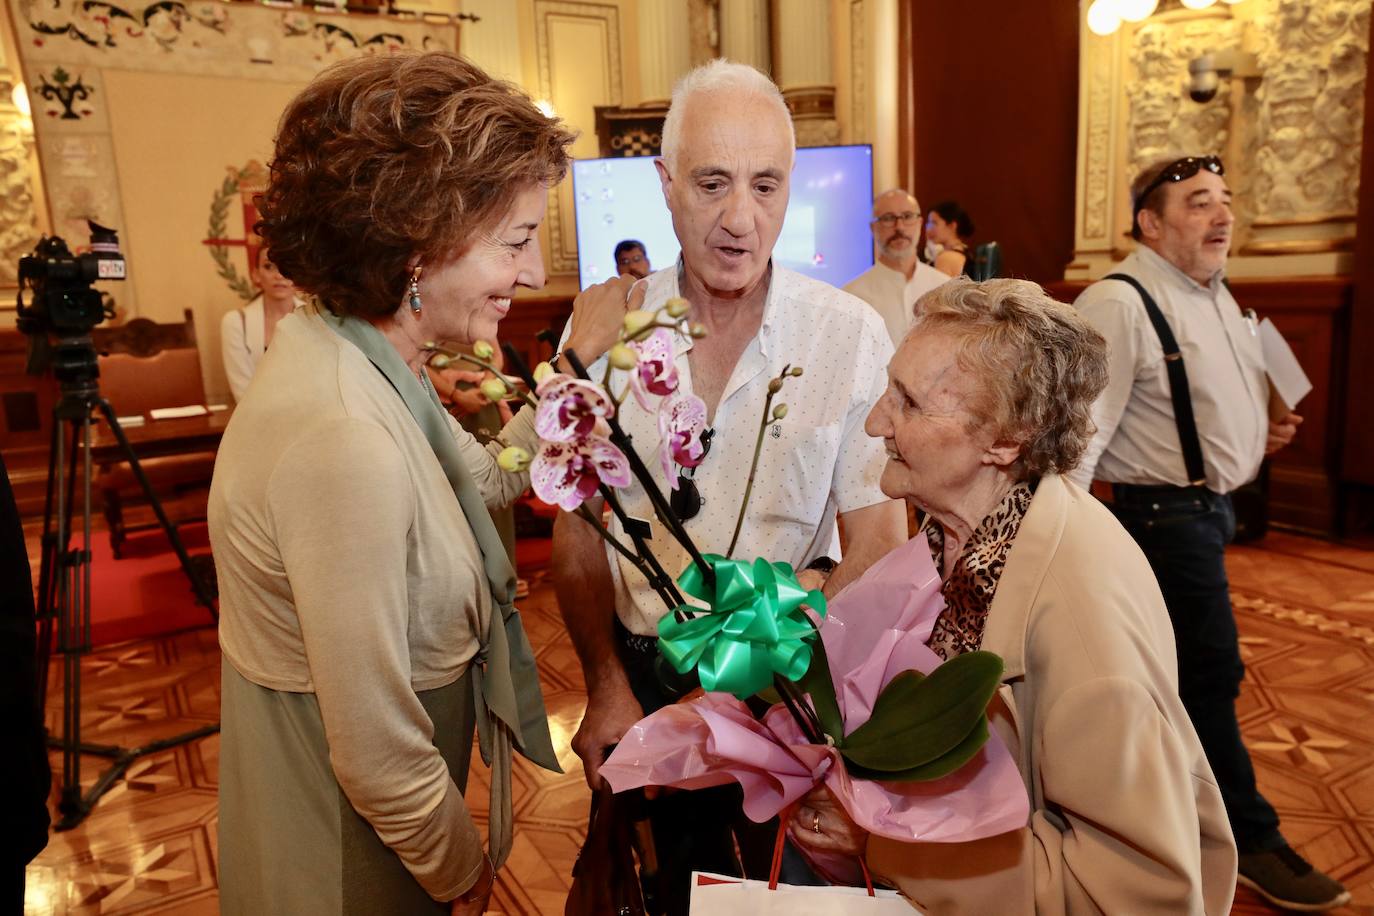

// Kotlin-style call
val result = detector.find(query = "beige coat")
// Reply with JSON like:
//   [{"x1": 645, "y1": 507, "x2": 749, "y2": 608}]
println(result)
[{"x1": 867, "y1": 475, "x2": 1237, "y2": 915}]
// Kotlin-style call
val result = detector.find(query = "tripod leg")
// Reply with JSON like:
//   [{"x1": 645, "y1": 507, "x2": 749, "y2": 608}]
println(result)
[{"x1": 92, "y1": 399, "x2": 218, "y2": 618}]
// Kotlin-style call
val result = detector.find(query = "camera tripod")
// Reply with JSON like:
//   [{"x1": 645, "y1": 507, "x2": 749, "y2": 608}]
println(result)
[{"x1": 34, "y1": 340, "x2": 220, "y2": 831}]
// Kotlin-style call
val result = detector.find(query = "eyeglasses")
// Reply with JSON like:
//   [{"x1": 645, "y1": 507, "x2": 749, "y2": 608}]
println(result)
[
  {"x1": 1132, "y1": 156, "x2": 1225, "y2": 221},
  {"x1": 669, "y1": 428, "x2": 714, "y2": 522},
  {"x1": 873, "y1": 211, "x2": 920, "y2": 227}
]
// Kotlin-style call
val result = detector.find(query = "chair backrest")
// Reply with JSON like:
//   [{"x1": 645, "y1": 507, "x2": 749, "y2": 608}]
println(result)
[
  {"x1": 94, "y1": 309, "x2": 206, "y2": 417},
  {"x1": 967, "y1": 241, "x2": 1002, "y2": 282}
]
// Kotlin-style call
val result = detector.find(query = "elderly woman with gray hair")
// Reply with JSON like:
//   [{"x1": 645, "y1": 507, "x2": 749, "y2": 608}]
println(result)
[{"x1": 787, "y1": 278, "x2": 1237, "y2": 914}]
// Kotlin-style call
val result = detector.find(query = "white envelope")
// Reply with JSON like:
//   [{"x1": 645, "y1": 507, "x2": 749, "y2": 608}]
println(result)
[{"x1": 1258, "y1": 318, "x2": 1312, "y2": 418}]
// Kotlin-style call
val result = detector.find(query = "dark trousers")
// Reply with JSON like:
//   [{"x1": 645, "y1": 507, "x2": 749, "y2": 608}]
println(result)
[
  {"x1": 1112, "y1": 484, "x2": 1283, "y2": 854},
  {"x1": 613, "y1": 622, "x2": 821, "y2": 915}
]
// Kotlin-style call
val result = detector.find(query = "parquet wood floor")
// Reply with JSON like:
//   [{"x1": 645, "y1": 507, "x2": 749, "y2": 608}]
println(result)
[{"x1": 22, "y1": 532, "x2": 1374, "y2": 914}]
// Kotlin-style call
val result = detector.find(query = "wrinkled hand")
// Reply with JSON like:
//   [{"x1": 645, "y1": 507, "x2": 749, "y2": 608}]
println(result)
[
  {"x1": 449, "y1": 855, "x2": 493, "y2": 915},
  {"x1": 562, "y1": 274, "x2": 648, "y2": 369},
  {"x1": 1266, "y1": 412, "x2": 1302, "y2": 454},
  {"x1": 788, "y1": 785, "x2": 869, "y2": 859},
  {"x1": 572, "y1": 676, "x2": 645, "y2": 790}
]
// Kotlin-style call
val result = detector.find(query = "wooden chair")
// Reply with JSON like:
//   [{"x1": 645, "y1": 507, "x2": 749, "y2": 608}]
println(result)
[{"x1": 93, "y1": 310, "x2": 216, "y2": 557}]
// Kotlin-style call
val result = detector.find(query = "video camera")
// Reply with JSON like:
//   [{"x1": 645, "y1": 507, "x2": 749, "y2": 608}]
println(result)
[{"x1": 16, "y1": 221, "x2": 126, "y2": 382}]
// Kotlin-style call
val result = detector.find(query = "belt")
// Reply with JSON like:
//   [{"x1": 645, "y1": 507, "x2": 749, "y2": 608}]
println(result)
[{"x1": 1112, "y1": 482, "x2": 1217, "y2": 511}]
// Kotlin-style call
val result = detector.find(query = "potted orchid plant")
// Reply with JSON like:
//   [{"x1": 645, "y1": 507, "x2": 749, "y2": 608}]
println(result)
[{"x1": 426, "y1": 297, "x2": 1028, "y2": 880}]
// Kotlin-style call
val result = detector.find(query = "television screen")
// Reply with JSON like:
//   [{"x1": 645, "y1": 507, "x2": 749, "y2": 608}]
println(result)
[{"x1": 571, "y1": 145, "x2": 875, "y2": 291}]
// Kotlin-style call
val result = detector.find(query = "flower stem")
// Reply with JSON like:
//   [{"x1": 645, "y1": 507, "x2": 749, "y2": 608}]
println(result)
[{"x1": 726, "y1": 364, "x2": 790, "y2": 559}]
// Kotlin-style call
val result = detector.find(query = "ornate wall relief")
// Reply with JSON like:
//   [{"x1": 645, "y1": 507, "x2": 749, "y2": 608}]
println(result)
[
  {"x1": 0, "y1": 72, "x2": 40, "y2": 287},
  {"x1": 1071, "y1": 0, "x2": 1370, "y2": 280},
  {"x1": 1249, "y1": 0, "x2": 1368, "y2": 225}
]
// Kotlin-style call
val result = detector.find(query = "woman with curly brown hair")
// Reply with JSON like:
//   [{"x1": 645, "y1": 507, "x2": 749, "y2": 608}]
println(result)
[
  {"x1": 786, "y1": 279, "x2": 1237, "y2": 914},
  {"x1": 208, "y1": 51, "x2": 630, "y2": 915}
]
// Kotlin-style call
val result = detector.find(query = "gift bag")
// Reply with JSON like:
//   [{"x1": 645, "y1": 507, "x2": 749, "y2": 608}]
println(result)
[
  {"x1": 688, "y1": 872, "x2": 914, "y2": 914},
  {"x1": 688, "y1": 815, "x2": 917, "y2": 915}
]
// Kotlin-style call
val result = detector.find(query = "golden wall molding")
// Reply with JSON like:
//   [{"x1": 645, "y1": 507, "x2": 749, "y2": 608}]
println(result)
[
  {"x1": 533, "y1": 0, "x2": 623, "y2": 274},
  {"x1": 848, "y1": 0, "x2": 865, "y2": 145}
]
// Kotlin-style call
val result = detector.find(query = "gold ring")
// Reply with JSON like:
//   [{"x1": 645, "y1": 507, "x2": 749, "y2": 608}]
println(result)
[{"x1": 811, "y1": 811, "x2": 822, "y2": 834}]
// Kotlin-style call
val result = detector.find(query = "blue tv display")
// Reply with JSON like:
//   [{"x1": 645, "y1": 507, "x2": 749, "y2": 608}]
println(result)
[{"x1": 571, "y1": 145, "x2": 875, "y2": 291}]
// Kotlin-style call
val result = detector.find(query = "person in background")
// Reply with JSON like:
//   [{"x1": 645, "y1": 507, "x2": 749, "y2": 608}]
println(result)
[
  {"x1": 924, "y1": 200, "x2": 974, "y2": 277},
  {"x1": 614, "y1": 238, "x2": 651, "y2": 279},
  {"x1": 554, "y1": 59, "x2": 906, "y2": 913},
  {"x1": 220, "y1": 250, "x2": 304, "y2": 402},
  {"x1": 790, "y1": 278, "x2": 1236, "y2": 915},
  {"x1": 1071, "y1": 155, "x2": 1346, "y2": 912},
  {"x1": 843, "y1": 188, "x2": 951, "y2": 347}
]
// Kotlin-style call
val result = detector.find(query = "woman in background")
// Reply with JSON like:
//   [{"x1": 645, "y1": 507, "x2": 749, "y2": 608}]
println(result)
[
  {"x1": 219, "y1": 250, "x2": 302, "y2": 402},
  {"x1": 924, "y1": 201, "x2": 975, "y2": 277}
]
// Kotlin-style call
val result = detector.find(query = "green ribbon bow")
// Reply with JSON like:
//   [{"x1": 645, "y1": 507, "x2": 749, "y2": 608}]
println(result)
[{"x1": 657, "y1": 554, "x2": 827, "y2": 699}]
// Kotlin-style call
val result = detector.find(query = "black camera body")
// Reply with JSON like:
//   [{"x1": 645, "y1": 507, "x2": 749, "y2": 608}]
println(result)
[{"x1": 16, "y1": 222, "x2": 126, "y2": 384}]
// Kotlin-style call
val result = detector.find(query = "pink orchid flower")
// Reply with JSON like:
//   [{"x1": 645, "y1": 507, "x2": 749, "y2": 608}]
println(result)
[
  {"x1": 658, "y1": 392, "x2": 708, "y2": 488},
  {"x1": 534, "y1": 374, "x2": 615, "y2": 443},
  {"x1": 530, "y1": 436, "x2": 633, "y2": 511},
  {"x1": 628, "y1": 328, "x2": 680, "y2": 410}
]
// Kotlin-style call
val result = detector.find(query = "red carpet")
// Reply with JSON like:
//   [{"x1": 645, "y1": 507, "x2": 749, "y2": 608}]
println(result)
[{"x1": 85, "y1": 522, "x2": 216, "y2": 646}]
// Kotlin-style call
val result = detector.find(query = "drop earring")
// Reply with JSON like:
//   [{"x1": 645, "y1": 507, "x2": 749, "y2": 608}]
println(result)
[{"x1": 408, "y1": 266, "x2": 423, "y2": 313}]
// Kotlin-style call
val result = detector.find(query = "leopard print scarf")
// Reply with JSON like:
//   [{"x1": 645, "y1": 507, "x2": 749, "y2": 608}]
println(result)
[{"x1": 926, "y1": 481, "x2": 1034, "y2": 661}]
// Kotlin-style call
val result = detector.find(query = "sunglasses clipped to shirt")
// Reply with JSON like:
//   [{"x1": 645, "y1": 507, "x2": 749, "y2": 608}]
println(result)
[
  {"x1": 669, "y1": 428, "x2": 714, "y2": 522},
  {"x1": 1132, "y1": 155, "x2": 1225, "y2": 223}
]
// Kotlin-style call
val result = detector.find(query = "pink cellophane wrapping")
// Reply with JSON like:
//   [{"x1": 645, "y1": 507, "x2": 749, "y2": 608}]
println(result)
[{"x1": 600, "y1": 533, "x2": 1030, "y2": 846}]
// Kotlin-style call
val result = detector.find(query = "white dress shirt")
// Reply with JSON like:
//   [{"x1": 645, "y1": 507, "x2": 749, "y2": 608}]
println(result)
[
  {"x1": 1071, "y1": 245, "x2": 1268, "y2": 495},
  {"x1": 843, "y1": 260, "x2": 951, "y2": 347},
  {"x1": 569, "y1": 263, "x2": 895, "y2": 636}
]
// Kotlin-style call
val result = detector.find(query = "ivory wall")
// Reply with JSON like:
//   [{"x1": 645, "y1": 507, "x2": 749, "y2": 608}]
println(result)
[{"x1": 1069, "y1": 0, "x2": 1370, "y2": 280}]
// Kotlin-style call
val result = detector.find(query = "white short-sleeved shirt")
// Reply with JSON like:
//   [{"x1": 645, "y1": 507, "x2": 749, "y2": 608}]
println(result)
[
  {"x1": 843, "y1": 260, "x2": 951, "y2": 347},
  {"x1": 569, "y1": 263, "x2": 895, "y2": 636}
]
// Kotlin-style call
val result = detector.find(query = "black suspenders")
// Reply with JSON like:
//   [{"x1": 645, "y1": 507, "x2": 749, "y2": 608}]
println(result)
[{"x1": 1103, "y1": 273, "x2": 1208, "y2": 487}]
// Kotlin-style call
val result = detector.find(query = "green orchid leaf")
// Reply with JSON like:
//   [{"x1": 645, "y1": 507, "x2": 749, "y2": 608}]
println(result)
[
  {"x1": 844, "y1": 714, "x2": 991, "y2": 782},
  {"x1": 840, "y1": 650, "x2": 1003, "y2": 772},
  {"x1": 797, "y1": 618, "x2": 844, "y2": 740}
]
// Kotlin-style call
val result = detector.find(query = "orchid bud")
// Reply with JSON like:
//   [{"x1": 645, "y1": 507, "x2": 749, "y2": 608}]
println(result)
[
  {"x1": 688, "y1": 323, "x2": 707, "y2": 338},
  {"x1": 497, "y1": 446, "x2": 532, "y2": 473},
  {"x1": 664, "y1": 296, "x2": 690, "y2": 318},
  {"x1": 623, "y1": 309, "x2": 655, "y2": 337},
  {"x1": 608, "y1": 343, "x2": 639, "y2": 371},
  {"x1": 480, "y1": 377, "x2": 509, "y2": 402},
  {"x1": 473, "y1": 340, "x2": 495, "y2": 360},
  {"x1": 772, "y1": 404, "x2": 788, "y2": 420},
  {"x1": 789, "y1": 366, "x2": 804, "y2": 377},
  {"x1": 430, "y1": 354, "x2": 452, "y2": 369},
  {"x1": 768, "y1": 378, "x2": 783, "y2": 394},
  {"x1": 533, "y1": 361, "x2": 555, "y2": 384}
]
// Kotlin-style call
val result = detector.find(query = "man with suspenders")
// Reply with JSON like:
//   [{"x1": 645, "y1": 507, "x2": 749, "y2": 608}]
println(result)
[{"x1": 1071, "y1": 156, "x2": 1349, "y2": 911}]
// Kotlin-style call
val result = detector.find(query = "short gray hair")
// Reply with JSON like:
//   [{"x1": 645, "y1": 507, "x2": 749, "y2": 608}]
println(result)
[
  {"x1": 660, "y1": 59, "x2": 794, "y2": 171},
  {"x1": 910, "y1": 278, "x2": 1109, "y2": 479}
]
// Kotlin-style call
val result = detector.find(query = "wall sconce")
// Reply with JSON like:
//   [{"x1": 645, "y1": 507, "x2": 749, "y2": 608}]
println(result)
[{"x1": 1087, "y1": 0, "x2": 1245, "y2": 36}]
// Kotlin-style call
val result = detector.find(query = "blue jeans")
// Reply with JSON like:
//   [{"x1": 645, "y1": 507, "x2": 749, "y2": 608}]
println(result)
[{"x1": 1112, "y1": 484, "x2": 1283, "y2": 854}]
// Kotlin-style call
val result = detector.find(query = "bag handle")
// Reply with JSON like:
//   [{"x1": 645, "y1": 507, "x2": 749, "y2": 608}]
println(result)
[{"x1": 770, "y1": 804, "x2": 875, "y2": 897}]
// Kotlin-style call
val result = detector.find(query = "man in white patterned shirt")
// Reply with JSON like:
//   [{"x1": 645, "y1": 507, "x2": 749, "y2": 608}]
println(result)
[{"x1": 552, "y1": 60, "x2": 905, "y2": 911}]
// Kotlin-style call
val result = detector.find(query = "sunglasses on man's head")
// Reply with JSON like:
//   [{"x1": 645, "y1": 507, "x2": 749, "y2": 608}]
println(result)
[
  {"x1": 669, "y1": 428, "x2": 714, "y2": 522},
  {"x1": 1132, "y1": 156, "x2": 1226, "y2": 221}
]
